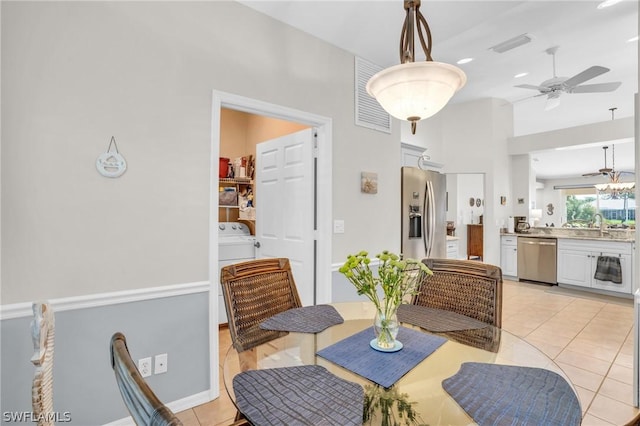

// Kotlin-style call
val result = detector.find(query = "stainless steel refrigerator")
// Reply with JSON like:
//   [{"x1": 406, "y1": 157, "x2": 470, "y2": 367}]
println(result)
[{"x1": 401, "y1": 167, "x2": 447, "y2": 259}]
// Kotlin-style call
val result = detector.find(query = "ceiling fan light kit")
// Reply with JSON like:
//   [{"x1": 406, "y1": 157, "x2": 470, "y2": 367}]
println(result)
[{"x1": 366, "y1": 0, "x2": 466, "y2": 135}]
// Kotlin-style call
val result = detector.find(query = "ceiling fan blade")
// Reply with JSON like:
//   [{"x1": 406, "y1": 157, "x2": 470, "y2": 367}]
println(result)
[
  {"x1": 569, "y1": 82, "x2": 622, "y2": 93},
  {"x1": 563, "y1": 66, "x2": 609, "y2": 88},
  {"x1": 515, "y1": 84, "x2": 550, "y2": 92},
  {"x1": 582, "y1": 172, "x2": 603, "y2": 177}
]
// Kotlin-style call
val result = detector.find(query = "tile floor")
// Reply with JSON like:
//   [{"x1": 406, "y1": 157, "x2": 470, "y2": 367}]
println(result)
[{"x1": 176, "y1": 279, "x2": 639, "y2": 425}]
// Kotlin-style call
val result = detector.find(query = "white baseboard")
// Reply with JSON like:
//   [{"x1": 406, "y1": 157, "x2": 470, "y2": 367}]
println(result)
[
  {"x1": 1, "y1": 281, "x2": 209, "y2": 320},
  {"x1": 104, "y1": 390, "x2": 212, "y2": 425}
]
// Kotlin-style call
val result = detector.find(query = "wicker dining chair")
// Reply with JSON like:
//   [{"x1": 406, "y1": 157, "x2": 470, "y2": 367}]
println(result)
[
  {"x1": 110, "y1": 332, "x2": 183, "y2": 426},
  {"x1": 220, "y1": 257, "x2": 303, "y2": 353},
  {"x1": 413, "y1": 258, "x2": 503, "y2": 327},
  {"x1": 411, "y1": 259, "x2": 503, "y2": 352},
  {"x1": 31, "y1": 302, "x2": 55, "y2": 426}
]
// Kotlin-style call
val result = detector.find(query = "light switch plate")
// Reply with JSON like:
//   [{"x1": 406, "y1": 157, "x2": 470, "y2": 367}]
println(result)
[{"x1": 333, "y1": 220, "x2": 345, "y2": 234}]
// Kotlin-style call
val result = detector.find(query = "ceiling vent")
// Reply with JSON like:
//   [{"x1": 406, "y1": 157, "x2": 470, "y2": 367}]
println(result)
[
  {"x1": 489, "y1": 33, "x2": 533, "y2": 53},
  {"x1": 355, "y1": 57, "x2": 391, "y2": 134}
]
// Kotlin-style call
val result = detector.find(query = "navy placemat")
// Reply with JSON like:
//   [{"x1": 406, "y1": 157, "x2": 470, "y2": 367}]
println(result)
[
  {"x1": 398, "y1": 304, "x2": 489, "y2": 332},
  {"x1": 259, "y1": 305, "x2": 344, "y2": 333},
  {"x1": 316, "y1": 326, "x2": 446, "y2": 388},
  {"x1": 442, "y1": 362, "x2": 581, "y2": 426},
  {"x1": 233, "y1": 365, "x2": 363, "y2": 426}
]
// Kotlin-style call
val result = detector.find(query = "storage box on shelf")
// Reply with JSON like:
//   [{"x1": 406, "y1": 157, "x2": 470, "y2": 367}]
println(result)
[
  {"x1": 219, "y1": 178, "x2": 253, "y2": 222},
  {"x1": 500, "y1": 235, "x2": 518, "y2": 278},
  {"x1": 557, "y1": 238, "x2": 633, "y2": 295}
]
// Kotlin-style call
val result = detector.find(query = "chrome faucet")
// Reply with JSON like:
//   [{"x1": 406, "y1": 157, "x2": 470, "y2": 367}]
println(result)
[{"x1": 592, "y1": 213, "x2": 606, "y2": 237}]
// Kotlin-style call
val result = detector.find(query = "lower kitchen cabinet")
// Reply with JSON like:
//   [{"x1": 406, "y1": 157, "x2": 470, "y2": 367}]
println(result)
[
  {"x1": 500, "y1": 235, "x2": 518, "y2": 277},
  {"x1": 557, "y1": 239, "x2": 632, "y2": 295}
]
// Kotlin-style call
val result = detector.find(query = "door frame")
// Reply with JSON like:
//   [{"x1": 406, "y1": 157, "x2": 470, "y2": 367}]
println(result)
[{"x1": 208, "y1": 90, "x2": 333, "y2": 399}]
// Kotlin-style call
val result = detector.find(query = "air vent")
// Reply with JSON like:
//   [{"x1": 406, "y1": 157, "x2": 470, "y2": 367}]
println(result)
[
  {"x1": 355, "y1": 57, "x2": 391, "y2": 133},
  {"x1": 489, "y1": 33, "x2": 533, "y2": 53}
]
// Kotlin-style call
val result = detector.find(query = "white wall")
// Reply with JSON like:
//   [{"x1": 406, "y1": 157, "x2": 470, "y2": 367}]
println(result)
[
  {"x1": 434, "y1": 98, "x2": 514, "y2": 266},
  {"x1": 508, "y1": 117, "x2": 634, "y2": 154},
  {"x1": 511, "y1": 154, "x2": 532, "y2": 218},
  {"x1": 2, "y1": 1, "x2": 400, "y2": 303}
]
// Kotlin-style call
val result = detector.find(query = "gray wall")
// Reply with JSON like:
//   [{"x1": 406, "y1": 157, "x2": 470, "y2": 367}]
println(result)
[{"x1": 1, "y1": 293, "x2": 209, "y2": 425}]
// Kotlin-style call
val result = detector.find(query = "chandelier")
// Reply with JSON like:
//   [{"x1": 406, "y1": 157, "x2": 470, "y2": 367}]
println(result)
[
  {"x1": 593, "y1": 108, "x2": 635, "y2": 197},
  {"x1": 366, "y1": 0, "x2": 467, "y2": 134},
  {"x1": 594, "y1": 174, "x2": 635, "y2": 198}
]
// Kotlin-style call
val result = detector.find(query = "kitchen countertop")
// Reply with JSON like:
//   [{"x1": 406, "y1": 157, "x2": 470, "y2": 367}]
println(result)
[
  {"x1": 501, "y1": 230, "x2": 635, "y2": 243},
  {"x1": 446, "y1": 236, "x2": 459, "y2": 241}
]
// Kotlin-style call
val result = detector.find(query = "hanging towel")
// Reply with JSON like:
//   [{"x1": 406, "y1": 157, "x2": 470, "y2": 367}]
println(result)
[{"x1": 594, "y1": 256, "x2": 623, "y2": 284}]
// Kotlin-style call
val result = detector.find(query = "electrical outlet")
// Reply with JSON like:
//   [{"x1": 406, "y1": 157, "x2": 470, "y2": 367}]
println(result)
[
  {"x1": 138, "y1": 357, "x2": 152, "y2": 378},
  {"x1": 154, "y1": 353, "x2": 168, "y2": 374}
]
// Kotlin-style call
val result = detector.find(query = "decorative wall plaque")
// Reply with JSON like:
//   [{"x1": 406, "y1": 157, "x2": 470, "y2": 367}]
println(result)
[{"x1": 96, "y1": 136, "x2": 127, "y2": 178}]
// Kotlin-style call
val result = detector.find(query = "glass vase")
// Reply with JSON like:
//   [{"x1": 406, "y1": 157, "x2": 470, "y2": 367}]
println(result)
[{"x1": 373, "y1": 307, "x2": 400, "y2": 350}]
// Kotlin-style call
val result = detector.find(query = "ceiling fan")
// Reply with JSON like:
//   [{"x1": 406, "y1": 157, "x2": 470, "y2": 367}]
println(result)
[
  {"x1": 515, "y1": 46, "x2": 622, "y2": 110},
  {"x1": 582, "y1": 144, "x2": 633, "y2": 179}
]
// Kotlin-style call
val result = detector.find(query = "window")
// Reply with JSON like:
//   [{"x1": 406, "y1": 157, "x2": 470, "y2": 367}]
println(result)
[{"x1": 564, "y1": 189, "x2": 635, "y2": 226}]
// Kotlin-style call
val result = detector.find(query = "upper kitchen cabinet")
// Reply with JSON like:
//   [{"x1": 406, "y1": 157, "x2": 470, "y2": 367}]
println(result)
[
  {"x1": 401, "y1": 143, "x2": 444, "y2": 170},
  {"x1": 400, "y1": 116, "x2": 445, "y2": 168}
]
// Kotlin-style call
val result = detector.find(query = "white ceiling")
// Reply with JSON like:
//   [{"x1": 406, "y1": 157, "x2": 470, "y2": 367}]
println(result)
[{"x1": 239, "y1": 0, "x2": 638, "y2": 180}]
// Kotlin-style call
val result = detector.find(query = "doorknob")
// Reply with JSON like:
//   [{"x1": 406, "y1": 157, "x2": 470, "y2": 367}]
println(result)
[{"x1": 254, "y1": 241, "x2": 261, "y2": 248}]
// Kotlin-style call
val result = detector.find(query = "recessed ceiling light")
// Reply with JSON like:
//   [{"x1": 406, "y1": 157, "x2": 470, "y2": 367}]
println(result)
[
  {"x1": 597, "y1": 0, "x2": 622, "y2": 9},
  {"x1": 628, "y1": 35, "x2": 639, "y2": 43},
  {"x1": 514, "y1": 72, "x2": 529, "y2": 78},
  {"x1": 456, "y1": 58, "x2": 473, "y2": 65}
]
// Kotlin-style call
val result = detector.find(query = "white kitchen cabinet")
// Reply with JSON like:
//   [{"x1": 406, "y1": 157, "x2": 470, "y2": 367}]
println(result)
[
  {"x1": 446, "y1": 238, "x2": 459, "y2": 259},
  {"x1": 557, "y1": 249, "x2": 592, "y2": 287},
  {"x1": 500, "y1": 235, "x2": 518, "y2": 278},
  {"x1": 557, "y1": 239, "x2": 633, "y2": 295}
]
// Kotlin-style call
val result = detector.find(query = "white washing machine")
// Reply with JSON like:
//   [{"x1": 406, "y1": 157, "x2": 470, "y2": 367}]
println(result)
[{"x1": 218, "y1": 222, "x2": 256, "y2": 324}]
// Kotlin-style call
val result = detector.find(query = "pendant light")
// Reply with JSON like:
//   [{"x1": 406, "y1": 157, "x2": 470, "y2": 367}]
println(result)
[
  {"x1": 593, "y1": 108, "x2": 635, "y2": 196},
  {"x1": 366, "y1": 0, "x2": 467, "y2": 134}
]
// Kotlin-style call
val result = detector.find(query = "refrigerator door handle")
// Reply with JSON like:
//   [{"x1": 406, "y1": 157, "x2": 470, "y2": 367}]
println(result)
[{"x1": 424, "y1": 181, "x2": 435, "y2": 258}]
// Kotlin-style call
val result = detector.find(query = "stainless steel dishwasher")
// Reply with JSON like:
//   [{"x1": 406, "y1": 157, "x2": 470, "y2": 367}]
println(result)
[{"x1": 517, "y1": 237, "x2": 557, "y2": 284}]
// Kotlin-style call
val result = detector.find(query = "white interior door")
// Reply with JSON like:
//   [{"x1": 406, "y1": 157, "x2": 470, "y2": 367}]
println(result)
[{"x1": 256, "y1": 128, "x2": 315, "y2": 306}]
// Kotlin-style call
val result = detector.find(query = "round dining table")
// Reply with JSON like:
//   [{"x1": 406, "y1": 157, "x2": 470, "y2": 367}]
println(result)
[{"x1": 222, "y1": 301, "x2": 579, "y2": 425}]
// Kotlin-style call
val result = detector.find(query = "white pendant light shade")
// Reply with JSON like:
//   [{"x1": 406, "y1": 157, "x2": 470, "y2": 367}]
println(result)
[{"x1": 367, "y1": 61, "x2": 467, "y2": 124}]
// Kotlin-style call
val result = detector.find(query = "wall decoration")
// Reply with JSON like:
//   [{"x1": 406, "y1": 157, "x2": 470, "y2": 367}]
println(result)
[
  {"x1": 96, "y1": 136, "x2": 127, "y2": 178},
  {"x1": 476, "y1": 198, "x2": 481, "y2": 207},
  {"x1": 469, "y1": 197, "x2": 475, "y2": 206},
  {"x1": 500, "y1": 196, "x2": 506, "y2": 205},
  {"x1": 546, "y1": 203, "x2": 555, "y2": 215},
  {"x1": 517, "y1": 198, "x2": 525, "y2": 204},
  {"x1": 361, "y1": 172, "x2": 378, "y2": 194}
]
